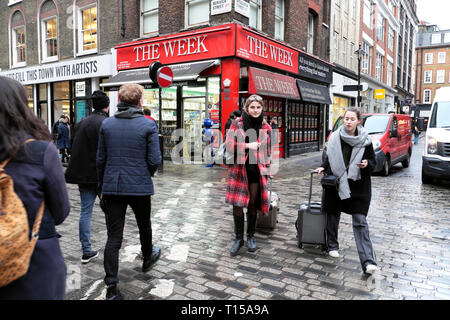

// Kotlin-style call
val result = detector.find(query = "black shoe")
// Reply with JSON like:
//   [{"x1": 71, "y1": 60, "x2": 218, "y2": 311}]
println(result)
[
  {"x1": 81, "y1": 251, "x2": 99, "y2": 264},
  {"x1": 106, "y1": 284, "x2": 124, "y2": 300},
  {"x1": 142, "y1": 247, "x2": 161, "y2": 272},
  {"x1": 230, "y1": 239, "x2": 244, "y2": 256},
  {"x1": 247, "y1": 236, "x2": 257, "y2": 252}
]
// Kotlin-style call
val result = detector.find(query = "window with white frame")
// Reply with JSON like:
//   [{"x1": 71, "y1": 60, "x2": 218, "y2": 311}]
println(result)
[
  {"x1": 432, "y1": 33, "x2": 441, "y2": 44},
  {"x1": 342, "y1": 38, "x2": 347, "y2": 67},
  {"x1": 42, "y1": 18, "x2": 57, "y2": 60},
  {"x1": 13, "y1": 27, "x2": 26, "y2": 65},
  {"x1": 437, "y1": 70, "x2": 445, "y2": 83},
  {"x1": 351, "y1": 0, "x2": 356, "y2": 19},
  {"x1": 361, "y1": 41, "x2": 371, "y2": 74},
  {"x1": 249, "y1": 0, "x2": 261, "y2": 30},
  {"x1": 363, "y1": 0, "x2": 371, "y2": 28},
  {"x1": 185, "y1": 0, "x2": 209, "y2": 27},
  {"x1": 424, "y1": 70, "x2": 432, "y2": 83},
  {"x1": 377, "y1": 15, "x2": 385, "y2": 41},
  {"x1": 333, "y1": 32, "x2": 339, "y2": 63},
  {"x1": 445, "y1": 32, "x2": 450, "y2": 43},
  {"x1": 274, "y1": 0, "x2": 284, "y2": 40},
  {"x1": 350, "y1": 42, "x2": 354, "y2": 69},
  {"x1": 387, "y1": 61, "x2": 393, "y2": 86},
  {"x1": 425, "y1": 52, "x2": 433, "y2": 64},
  {"x1": 142, "y1": 0, "x2": 158, "y2": 35},
  {"x1": 438, "y1": 51, "x2": 446, "y2": 63},
  {"x1": 423, "y1": 89, "x2": 431, "y2": 103},
  {"x1": 343, "y1": 0, "x2": 348, "y2": 12},
  {"x1": 77, "y1": 5, "x2": 97, "y2": 54},
  {"x1": 375, "y1": 53, "x2": 384, "y2": 82},
  {"x1": 388, "y1": 0, "x2": 395, "y2": 13},
  {"x1": 307, "y1": 12, "x2": 315, "y2": 54},
  {"x1": 388, "y1": 26, "x2": 394, "y2": 50}
]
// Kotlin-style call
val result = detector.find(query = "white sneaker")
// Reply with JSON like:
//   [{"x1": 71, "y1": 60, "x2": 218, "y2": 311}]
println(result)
[
  {"x1": 328, "y1": 250, "x2": 340, "y2": 258},
  {"x1": 365, "y1": 264, "x2": 378, "y2": 274}
]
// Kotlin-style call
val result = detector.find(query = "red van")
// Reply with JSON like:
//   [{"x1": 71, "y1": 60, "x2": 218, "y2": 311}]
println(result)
[{"x1": 328, "y1": 113, "x2": 413, "y2": 176}]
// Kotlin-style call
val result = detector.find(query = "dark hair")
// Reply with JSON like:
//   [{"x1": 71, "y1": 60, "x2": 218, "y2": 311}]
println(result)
[
  {"x1": 343, "y1": 107, "x2": 361, "y2": 120},
  {"x1": 143, "y1": 108, "x2": 151, "y2": 116},
  {"x1": 0, "y1": 76, "x2": 51, "y2": 158},
  {"x1": 233, "y1": 110, "x2": 242, "y2": 117}
]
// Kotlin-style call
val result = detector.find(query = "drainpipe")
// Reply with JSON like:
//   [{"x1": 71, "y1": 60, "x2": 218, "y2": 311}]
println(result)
[{"x1": 121, "y1": 0, "x2": 125, "y2": 37}]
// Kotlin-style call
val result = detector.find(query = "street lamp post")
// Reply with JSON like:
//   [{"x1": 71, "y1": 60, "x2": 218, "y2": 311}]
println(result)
[{"x1": 355, "y1": 45, "x2": 364, "y2": 110}]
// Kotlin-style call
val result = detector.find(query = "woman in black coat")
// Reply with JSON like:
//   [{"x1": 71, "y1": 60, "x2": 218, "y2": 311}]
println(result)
[
  {"x1": 317, "y1": 107, "x2": 378, "y2": 275},
  {"x1": 0, "y1": 76, "x2": 70, "y2": 299}
]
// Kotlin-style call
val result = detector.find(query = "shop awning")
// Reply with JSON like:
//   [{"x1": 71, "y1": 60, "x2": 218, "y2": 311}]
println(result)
[
  {"x1": 101, "y1": 59, "x2": 220, "y2": 90},
  {"x1": 248, "y1": 67, "x2": 300, "y2": 99},
  {"x1": 296, "y1": 79, "x2": 332, "y2": 104}
]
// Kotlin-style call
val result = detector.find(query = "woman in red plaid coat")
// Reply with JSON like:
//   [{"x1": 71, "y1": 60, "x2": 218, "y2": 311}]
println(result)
[{"x1": 225, "y1": 95, "x2": 272, "y2": 256}]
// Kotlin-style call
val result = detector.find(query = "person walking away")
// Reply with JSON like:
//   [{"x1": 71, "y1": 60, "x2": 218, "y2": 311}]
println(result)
[
  {"x1": 316, "y1": 107, "x2": 378, "y2": 275},
  {"x1": 0, "y1": 76, "x2": 70, "y2": 299},
  {"x1": 97, "y1": 83, "x2": 162, "y2": 300},
  {"x1": 413, "y1": 116, "x2": 420, "y2": 144},
  {"x1": 225, "y1": 95, "x2": 272, "y2": 256},
  {"x1": 56, "y1": 116, "x2": 70, "y2": 163},
  {"x1": 65, "y1": 90, "x2": 110, "y2": 264},
  {"x1": 51, "y1": 114, "x2": 66, "y2": 144}
]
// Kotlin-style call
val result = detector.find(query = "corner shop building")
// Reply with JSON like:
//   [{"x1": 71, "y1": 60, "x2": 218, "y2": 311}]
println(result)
[{"x1": 102, "y1": 23, "x2": 333, "y2": 160}]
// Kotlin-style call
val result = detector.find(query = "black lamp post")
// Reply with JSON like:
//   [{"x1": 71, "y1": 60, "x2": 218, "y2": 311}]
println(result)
[{"x1": 354, "y1": 45, "x2": 365, "y2": 110}]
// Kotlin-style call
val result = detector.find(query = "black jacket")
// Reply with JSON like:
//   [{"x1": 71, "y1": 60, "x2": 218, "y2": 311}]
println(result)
[
  {"x1": 321, "y1": 143, "x2": 376, "y2": 215},
  {"x1": 65, "y1": 110, "x2": 108, "y2": 186}
]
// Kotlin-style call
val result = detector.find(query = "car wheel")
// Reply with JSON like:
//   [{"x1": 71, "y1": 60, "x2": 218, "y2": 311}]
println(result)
[
  {"x1": 421, "y1": 167, "x2": 433, "y2": 184},
  {"x1": 401, "y1": 153, "x2": 411, "y2": 168},
  {"x1": 382, "y1": 157, "x2": 390, "y2": 176}
]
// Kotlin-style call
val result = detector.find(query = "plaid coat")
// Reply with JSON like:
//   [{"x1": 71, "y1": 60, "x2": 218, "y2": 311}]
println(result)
[{"x1": 225, "y1": 117, "x2": 272, "y2": 215}]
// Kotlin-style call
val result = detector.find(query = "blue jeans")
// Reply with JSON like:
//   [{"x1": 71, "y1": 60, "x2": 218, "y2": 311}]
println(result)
[
  {"x1": 414, "y1": 133, "x2": 419, "y2": 144},
  {"x1": 79, "y1": 186, "x2": 98, "y2": 255}
]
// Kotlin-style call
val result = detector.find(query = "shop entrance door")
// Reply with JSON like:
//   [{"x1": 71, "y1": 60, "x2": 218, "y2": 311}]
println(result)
[{"x1": 182, "y1": 85, "x2": 206, "y2": 163}]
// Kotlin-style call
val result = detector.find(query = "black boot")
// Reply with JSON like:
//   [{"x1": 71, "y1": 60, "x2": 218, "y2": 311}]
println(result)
[
  {"x1": 230, "y1": 215, "x2": 244, "y2": 257},
  {"x1": 247, "y1": 213, "x2": 257, "y2": 252}
]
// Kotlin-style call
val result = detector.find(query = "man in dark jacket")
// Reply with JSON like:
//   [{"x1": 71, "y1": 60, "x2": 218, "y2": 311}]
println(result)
[
  {"x1": 97, "y1": 83, "x2": 161, "y2": 300},
  {"x1": 65, "y1": 90, "x2": 109, "y2": 264}
]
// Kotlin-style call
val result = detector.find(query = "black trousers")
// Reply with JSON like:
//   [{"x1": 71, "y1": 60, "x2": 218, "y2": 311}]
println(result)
[{"x1": 102, "y1": 195, "x2": 153, "y2": 286}]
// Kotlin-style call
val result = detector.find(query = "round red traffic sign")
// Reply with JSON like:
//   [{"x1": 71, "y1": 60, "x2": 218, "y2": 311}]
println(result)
[{"x1": 156, "y1": 66, "x2": 173, "y2": 88}]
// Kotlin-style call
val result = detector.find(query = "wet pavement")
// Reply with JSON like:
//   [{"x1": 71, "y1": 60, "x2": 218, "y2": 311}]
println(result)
[{"x1": 60, "y1": 136, "x2": 450, "y2": 300}]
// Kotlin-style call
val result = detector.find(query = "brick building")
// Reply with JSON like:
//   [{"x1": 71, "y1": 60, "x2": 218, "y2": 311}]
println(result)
[{"x1": 415, "y1": 23, "x2": 450, "y2": 107}]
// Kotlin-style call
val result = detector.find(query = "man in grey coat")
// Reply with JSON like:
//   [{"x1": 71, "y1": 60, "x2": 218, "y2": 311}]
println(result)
[{"x1": 97, "y1": 84, "x2": 162, "y2": 300}]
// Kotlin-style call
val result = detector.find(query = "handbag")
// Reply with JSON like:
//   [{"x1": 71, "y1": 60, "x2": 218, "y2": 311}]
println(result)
[{"x1": 320, "y1": 174, "x2": 340, "y2": 190}]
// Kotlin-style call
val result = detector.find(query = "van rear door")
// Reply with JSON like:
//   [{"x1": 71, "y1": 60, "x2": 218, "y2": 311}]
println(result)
[{"x1": 388, "y1": 116, "x2": 401, "y2": 161}]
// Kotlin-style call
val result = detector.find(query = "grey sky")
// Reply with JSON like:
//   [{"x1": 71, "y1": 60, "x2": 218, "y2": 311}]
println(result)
[{"x1": 416, "y1": 0, "x2": 450, "y2": 30}]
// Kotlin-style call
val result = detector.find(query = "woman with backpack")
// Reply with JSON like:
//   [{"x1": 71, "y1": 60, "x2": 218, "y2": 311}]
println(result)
[
  {"x1": 225, "y1": 94, "x2": 272, "y2": 256},
  {"x1": 316, "y1": 107, "x2": 378, "y2": 275},
  {"x1": 0, "y1": 76, "x2": 70, "y2": 299}
]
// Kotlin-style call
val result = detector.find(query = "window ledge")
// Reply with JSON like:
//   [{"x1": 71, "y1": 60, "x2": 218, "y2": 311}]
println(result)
[
  {"x1": 41, "y1": 57, "x2": 59, "y2": 64},
  {"x1": 77, "y1": 49, "x2": 98, "y2": 57},
  {"x1": 11, "y1": 62, "x2": 26, "y2": 69}
]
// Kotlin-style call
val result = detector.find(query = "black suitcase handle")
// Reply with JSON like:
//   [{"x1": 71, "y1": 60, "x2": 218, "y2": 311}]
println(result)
[{"x1": 308, "y1": 170, "x2": 320, "y2": 206}]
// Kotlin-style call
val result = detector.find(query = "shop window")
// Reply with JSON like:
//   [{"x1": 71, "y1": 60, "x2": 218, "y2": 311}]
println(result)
[
  {"x1": 185, "y1": 0, "x2": 209, "y2": 28},
  {"x1": 77, "y1": 5, "x2": 97, "y2": 55},
  {"x1": 142, "y1": 0, "x2": 158, "y2": 36},
  {"x1": 38, "y1": 83, "x2": 48, "y2": 126},
  {"x1": 274, "y1": 0, "x2": 284, "y2": 41},
  {"x1": 249, "y1": 0, "x2": 262, "y2": 30},
  {"x1": 26, "y1": 85, "x2": 34, "y2": 112}
]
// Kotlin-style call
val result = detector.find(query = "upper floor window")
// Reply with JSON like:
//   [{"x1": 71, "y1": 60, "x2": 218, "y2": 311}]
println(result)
[
  {"x1": 388, "y1": 0, "x2": 395, "y2": 14},
  {"x1": 350, "y1": 42, "x2": 354, "y2": 69},
  {"x1": 424, "y1": 70, "x2": 432, "y2": 83},
  {"x1": 425, "y1": 52, "x2": 433, "y2": 64},
  {"x1": 423, "y1": 89, "x2": 431, "y2": 103},
  {"x1": 377, "y1": 15, "x2": 385, "y2": 41},
  {"x1": 333, "y1": 32, "x2": 339, "y2": 63},
  {"x1": 363, "y1": 0, "x2": 372, "y2": 28},
  {"x1": 40, "y1": 0, "x2": 58, "y2": 62},
  {"x1": 185, "y1": 0, "x2": 209, "y2": 28},
  {"x1": 342, "y1": 37, "x2": 347, "y2": 67},
  {"x1": 307, "y1": 12, "x2": 316, "y2": 54},
  {"x1": 343, "y1": 0, "x2": 348, "y2": 12},
  {"x1": 438, "y1": 51, "x2": 446, "y2": 63},
  {"x1": 431, "y1": 33, "x2": 441, "y2": 44},
  {"x1": 77, "y1": 5, "x2": 97, "y2": 54},
  {"x1": 351, "y1": 0, "x2": 356, "y2": 19},
  {"x1": 437, "y1": 70, "x2": 445, "y2": 83},
  {"x1": 375, "y1": 53, "x2": 384, "y2": 82},
  {"x1": 274, "y1": 0, "x2": 284, "y2": 40},
  {"x1": 10, "y1": 10, "x2": 26, "y2": 67},
  {"x1": 445, "y1": 32, "x2": 450, "y2": 43},
  {"x1": 249, "y1": 0, "x2": 262, "y2": 30},
  {"x1": 142, "y1": 0, "x2": 158, "y2": 35},
  {"x1": 387, "y1": 61, "x2": 393, "y2": 86},
  {"x1": 388, "y1": 26, "x2": 394, "y2": 50},
  {"x1": 361, "y1": 41, "x2": 372, "y2": 74}
]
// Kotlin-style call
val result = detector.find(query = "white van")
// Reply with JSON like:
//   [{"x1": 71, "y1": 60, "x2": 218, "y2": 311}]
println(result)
[{"x1": 422, "y1": 87, "x2": 450, "y2": 184}]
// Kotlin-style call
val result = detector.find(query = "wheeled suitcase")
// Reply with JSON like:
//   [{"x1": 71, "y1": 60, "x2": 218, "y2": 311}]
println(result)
[
  {"x1": 256, "y1": 177, "x2": 279, "y2": 229},
  {"x1": 296, "y1": 171, "x2": 327, "y2": 250}
]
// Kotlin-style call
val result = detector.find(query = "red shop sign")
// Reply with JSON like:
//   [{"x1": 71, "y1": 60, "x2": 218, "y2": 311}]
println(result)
[
  {"x1": 248, "y1": 67, "x2": 300, "y2": 99},
  {"x1": 115, "y1": 24, "x2": 236, "y2": 71},
  {"x1": 236, "y1": 25, "x2": 298, "y2": 74}
]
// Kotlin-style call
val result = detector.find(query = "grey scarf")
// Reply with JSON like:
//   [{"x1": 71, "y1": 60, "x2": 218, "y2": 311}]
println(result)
[{"x1": 326, "y1": 125, "x2": 372, "y2": 200}]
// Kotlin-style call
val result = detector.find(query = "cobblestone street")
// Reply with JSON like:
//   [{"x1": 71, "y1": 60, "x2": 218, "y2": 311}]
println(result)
[{"x1": 61, "y1": 138, "x2": 450, "y2": 301}]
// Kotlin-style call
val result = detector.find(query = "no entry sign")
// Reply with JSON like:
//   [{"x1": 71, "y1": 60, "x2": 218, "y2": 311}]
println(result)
[{"x1": 156, "y1": 66, "x2": 173, "y2": 88}]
